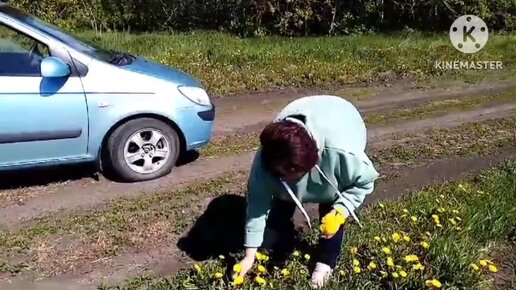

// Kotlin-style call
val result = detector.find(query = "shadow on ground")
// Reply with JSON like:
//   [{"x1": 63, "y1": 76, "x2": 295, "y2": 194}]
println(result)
[
  {"x1": 0, "y1": 150, "x2": 200, "y2": 189},
  {"x1": 177, "y1": 194, "x2": 247, "y2": 261},
  {"x1": 177, "y1": 194, "x2": 314, "y2": 269}
]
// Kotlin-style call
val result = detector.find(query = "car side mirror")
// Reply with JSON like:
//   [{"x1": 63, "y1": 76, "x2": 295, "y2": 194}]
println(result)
[{"x1": 41, "y1": 57, "x2": 70, "y2": 78}]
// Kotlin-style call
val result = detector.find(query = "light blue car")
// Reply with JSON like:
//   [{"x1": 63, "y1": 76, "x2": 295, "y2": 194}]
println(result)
[{"x1": 0, "y1": 3, "x2": 215, "y2": 182}]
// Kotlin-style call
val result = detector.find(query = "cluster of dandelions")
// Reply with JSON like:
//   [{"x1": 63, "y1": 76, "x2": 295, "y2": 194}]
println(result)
[
  {"x1": 190, "y1": 250, "x2": 312, "y2": 288},
  {"x1": 185, "y1": 183, "x2": 500, "y2": 289},
  {"x1": 336, "y1": 189, "x2": 499, "y2": 289}
]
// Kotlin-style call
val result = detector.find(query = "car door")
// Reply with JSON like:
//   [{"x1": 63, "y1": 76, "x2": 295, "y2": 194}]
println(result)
[{"x1": 0, "y1": 22, "x2": 89, "y2": 167}]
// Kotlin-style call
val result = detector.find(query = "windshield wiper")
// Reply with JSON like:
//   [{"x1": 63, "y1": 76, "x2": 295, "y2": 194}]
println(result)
[{"x1": 108, "y1": 51, "x2": 134, "y2": 66}]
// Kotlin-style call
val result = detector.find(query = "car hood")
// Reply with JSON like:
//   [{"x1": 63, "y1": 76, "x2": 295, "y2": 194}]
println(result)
[{"x1": 121, "y1": 57, "x2": 201, "y2": 87}]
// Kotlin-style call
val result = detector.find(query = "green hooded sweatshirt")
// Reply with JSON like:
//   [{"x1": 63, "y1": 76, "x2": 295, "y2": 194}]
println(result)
[{"x1": 245, "y1": 95, "x2": 380, "y2": 248}]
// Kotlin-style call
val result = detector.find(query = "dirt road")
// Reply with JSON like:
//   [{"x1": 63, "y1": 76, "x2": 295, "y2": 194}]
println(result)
[{"x1": 0, "y1": 80, "x2": 515, "y2": 290}]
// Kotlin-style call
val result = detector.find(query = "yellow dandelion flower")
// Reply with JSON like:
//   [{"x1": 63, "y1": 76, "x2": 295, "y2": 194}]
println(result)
[
  {"x1": 293, "y1": 251, "x2": 300, "y2": 257},
  {"x1": 382, "y1": 247, "x2": 392, "y2": 255},
  {"x1": 353, "y1": 266, "x2": 361, "y2": 274},
  {"x1": 215, "y1": 272, "x2": 224, "y2": 279},
  {"x1": 421, "y1": 241, "x2": 430, "y2": 249},
  {"x1": 470, "y1": 263, "x2": 480, "y2": 271},
  {"x1": 304, "y1": 254, "x2": 311, "y2": 261},
  {"x1": 281, "y1": 268, "x2": 290, "y2": 276},
  {"x1": 374, "y1": 236, "x2": 381, "y2": 242},
  {"x1": 368, "y1": 261, "x2": 377, "y2": 270},
  {"x1": 403, "y1": 208, "x2": 409, "y2": 213},
  {"x1": 387, "y1": 257, "x2": 395, "y2": 267},
  {"x1": 399, "y1": 270, "x2": 408, "y2": 278},
  {"x1": 379, "y1": 203, "x2": 385, "y2": 208},
  {"x1": 392, "y1": 232, "x2": 402, "y2": 243},
  {"x1": 320, "y1": 210, "x2": 347, "y2": 236},
  {"x1": 404, "y1": 255, "x2": 419, "y2": 263},
  {"x1": 194, "y1": 264, "x2": 202, "y2": 272},
  {"x1": 255, "y1": 276, "x2": 266, "y2": 285},
  {"x1": 353, "y1": 259, "x2": 360, "y2": 266},
  {"x1": 411, "y1": 216, "x2": 418, "y2": 222},
  {"x1": 413, "y1": 263, "x2": 425, "y2": 271},
  {"x1": 392, "y1": 272, "x2": 399, "y2": 278},
  {"x1": 425, "y1": 279, "x2": 442, "y2": 288},
  {"x1": 479, "y1": 259, "x2": 489, "y2": 267},
  {"x1": 488, "y1": 265, "x2": 498, "y2": 273},
  {"x1": 255, "y1": 252, "x2": 269, "y2": 262},
  {"x1": 432, "y1": 214, "x2": 439, "y2": 221},
  {"x1": 403, "y1": 235, "x2": 411, "y2": 242},
  {"x1": 233, "y1": 264, "x2": 242, "y2": 273},
  {"x1": 258, "y1": 265, "x2": 266, "y2": 273},
  {"x1": 232, "y1": 276, "x2": 244, "y2": 286},
  {"x1": 349, "y1": 246, "x2": 358, "y2": 254}
]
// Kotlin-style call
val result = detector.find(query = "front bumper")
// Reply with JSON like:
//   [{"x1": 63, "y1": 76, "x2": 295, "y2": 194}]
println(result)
[
  {"x1": 197, "y1": 104, "x2": 215, "y2": 121},
  {"x1": 174, "y1": 104, "x2": 215, "y2": 151}
]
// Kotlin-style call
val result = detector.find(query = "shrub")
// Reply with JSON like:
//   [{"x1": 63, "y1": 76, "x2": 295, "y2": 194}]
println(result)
[{"x1": 7, "y1": 0, "x2": 516, "y2": 36}]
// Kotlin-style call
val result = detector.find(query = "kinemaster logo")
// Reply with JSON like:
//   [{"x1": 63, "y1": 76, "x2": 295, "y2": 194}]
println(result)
[{"x1": 434, "y1": 15, "x2": 503, "y2": 71}]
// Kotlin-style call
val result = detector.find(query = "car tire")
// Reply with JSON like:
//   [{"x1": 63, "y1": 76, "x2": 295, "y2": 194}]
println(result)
[{"x1": 105, "y1": 118, "x2": 180, "y2": 182}]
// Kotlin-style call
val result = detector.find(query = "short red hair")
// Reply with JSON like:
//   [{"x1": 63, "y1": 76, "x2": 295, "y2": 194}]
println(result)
[{"x1": 259, "y1": 120, "x2": 318, "y2": 180}]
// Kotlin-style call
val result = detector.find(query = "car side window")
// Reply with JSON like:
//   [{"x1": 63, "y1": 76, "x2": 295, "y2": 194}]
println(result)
[{"x1": 0, "y1": 24, "x2": 50, "y2": 76}]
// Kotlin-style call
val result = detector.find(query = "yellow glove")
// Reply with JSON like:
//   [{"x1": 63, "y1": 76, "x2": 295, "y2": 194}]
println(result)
[{"x1": 320, "y1": 208, "x2": 347, "y2": 236}]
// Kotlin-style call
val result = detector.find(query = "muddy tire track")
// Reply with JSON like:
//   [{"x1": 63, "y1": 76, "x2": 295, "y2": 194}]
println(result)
[
  {"x1": 0, "y1": 104, "x2": 515, "y2": 229},
  {"x1": 4, "y1": 148, "x2": 514, "y2": 290},
  {"x1": 213, "y1": 81, "x2": 516, "y2": 135}
]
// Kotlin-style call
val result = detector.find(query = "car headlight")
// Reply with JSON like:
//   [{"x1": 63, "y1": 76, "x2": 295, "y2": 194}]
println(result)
[{"x1": 178, "y1": 86, "x2": 211, "y2": 106}]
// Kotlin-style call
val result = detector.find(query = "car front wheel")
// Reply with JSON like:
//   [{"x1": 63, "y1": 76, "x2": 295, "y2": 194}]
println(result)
[{"x1": 105, "y1": 118, "x2": 180, "y2": 182}]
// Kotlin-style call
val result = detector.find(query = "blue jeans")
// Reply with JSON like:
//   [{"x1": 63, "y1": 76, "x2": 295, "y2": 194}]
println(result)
[{"x1": 265, "y1": 199, "x2": 345, "y2": 268}]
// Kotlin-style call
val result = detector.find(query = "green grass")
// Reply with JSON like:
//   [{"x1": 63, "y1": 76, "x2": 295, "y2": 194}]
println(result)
[
  {"x1": 77, "y1": 31, "x2": 516, "y2": 96},
  {"x1": 364, "y1": 89, "x2": 516, "y2": 125},
  {"x1": 372, "y1": 117, "x2": 516, "y2": 166},
  {"x1": 0, "y1": 118, "x2": 513, "y2": 276},
  {"x1": 106, "y1": 162, "x2": 516, "y2": 289},
  {"x1": 0, "y1": 174, "x2": 241, "y2": 275},
  {"x1": 201, "y1": 116, "x2": 516, "y2": 159}
]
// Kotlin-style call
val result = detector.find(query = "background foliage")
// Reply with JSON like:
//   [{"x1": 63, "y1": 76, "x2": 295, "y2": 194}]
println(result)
[{"x1": 7, "y1": 0, "x2": 516, "y2": 36}]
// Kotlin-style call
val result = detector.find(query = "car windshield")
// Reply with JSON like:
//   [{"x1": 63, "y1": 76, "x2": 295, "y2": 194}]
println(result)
[{"x1": 0, "y1": 4, "x2": 115, "y2": 62}]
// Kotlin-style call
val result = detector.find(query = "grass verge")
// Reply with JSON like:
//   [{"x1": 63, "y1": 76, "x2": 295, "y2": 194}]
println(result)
[
  {"x1": 78, "y1": 31, "x2": 516, "y2": 96},
  {"x1": 105, "y1": 162, "x2": 516, "y2": 290},
  {"x1": 372, "y1": 117, "x2": 516, "y2": 166},
  {"x1": 202, "y1": 116, "x2": 516, "y2": 159},
  {"x1": 0, "y1": 118, "x2": 514, "y2": 277},
  {"x1": 0, "y1": 174, "x2": 244, "y2": 276},
  {"x1": 363, "y1": 89, "x2": 516, "y2": 125}
]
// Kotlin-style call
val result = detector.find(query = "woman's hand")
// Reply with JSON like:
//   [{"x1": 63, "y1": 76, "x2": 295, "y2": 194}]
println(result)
[{"x1": 232, "y1": 248, "x2": 257, "y2": 279}]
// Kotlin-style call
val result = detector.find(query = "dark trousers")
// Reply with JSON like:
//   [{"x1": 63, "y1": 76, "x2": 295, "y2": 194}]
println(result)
[{"x1": 265, "y1": 199, "x2": 345, "y2": 269}]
